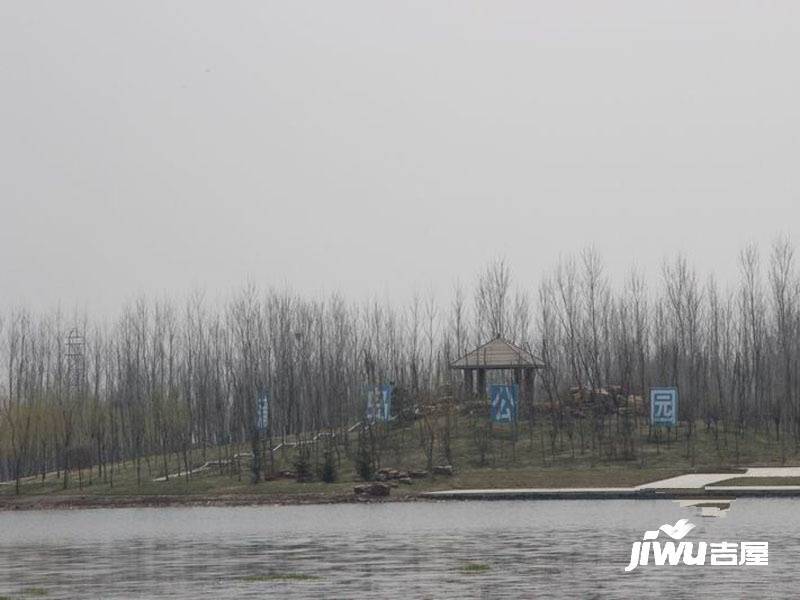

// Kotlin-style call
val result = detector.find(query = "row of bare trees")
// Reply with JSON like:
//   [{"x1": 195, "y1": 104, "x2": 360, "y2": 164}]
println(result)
[{"x1": 3, "y1": 240, "x2": 800, "y2": 487}]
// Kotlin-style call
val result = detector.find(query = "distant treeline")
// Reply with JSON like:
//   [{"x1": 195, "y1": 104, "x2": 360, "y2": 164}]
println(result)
[{"x1": 2, "y1": 239, "x2": 800, "y2": 489}]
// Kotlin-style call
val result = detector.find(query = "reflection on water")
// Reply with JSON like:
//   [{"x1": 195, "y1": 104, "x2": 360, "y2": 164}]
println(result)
[
  {"x1": 676, "y1": 499, "x2": 733, "y2": 518},
  {"x1": 0, "y1": 499, "x2": 796, "y2": 599}
]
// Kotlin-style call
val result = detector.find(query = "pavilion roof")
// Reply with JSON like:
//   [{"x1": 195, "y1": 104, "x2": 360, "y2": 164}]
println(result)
[{"x1": 450, "y1": 336, "x2": 545, "y2": 370}]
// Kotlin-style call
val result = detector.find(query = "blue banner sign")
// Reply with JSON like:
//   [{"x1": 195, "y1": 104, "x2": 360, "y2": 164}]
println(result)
[
  {"x1": 650, "y1": 387, "x2": 678, "y2": 427},
  {"x1": 365, "y1": 384, "x2": 393, "y2": 423},
  {"x1": 257, "y1": 392, "x2": 269, "y2": 432},
  {"x1": 490, "y1": 384, "x2": 518, "y2": 423}
]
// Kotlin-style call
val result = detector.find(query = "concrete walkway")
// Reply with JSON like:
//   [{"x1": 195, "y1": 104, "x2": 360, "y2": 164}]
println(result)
[
  {"x1": 422, "y1": 466, "x2": 800, "y2": 501},
  {"x1": 636, "y1": 473, "x2": 737, "y2": 489},
  {"x1": 637, "y1": 466, "x2": 800, "y2": 490}
]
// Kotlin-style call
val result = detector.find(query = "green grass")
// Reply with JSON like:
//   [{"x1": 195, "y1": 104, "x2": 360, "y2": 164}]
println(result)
[
  {"x1": 0, "y1": 587, "x2": 52, "y2": 599},
  {"x1": 2, "y1": 416, "x2": 799, "y2": 502},
  {"x1": 241, "y1": 573, "x2": 319, "y2": 582},
  {"x1": 422, "y1": 466, "x2": 685, "y2": 490},
  {"x1": 458, "y1": 563, "x2": 491, "y2": 574},
  {"x1": 713, "y1": 477, "x2": 800, "y2": 486}
]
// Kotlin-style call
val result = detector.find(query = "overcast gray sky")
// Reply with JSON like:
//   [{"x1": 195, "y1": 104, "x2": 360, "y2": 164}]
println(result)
[{"x1": 2, "y1": 1, "x2": 799, "y2": 314}]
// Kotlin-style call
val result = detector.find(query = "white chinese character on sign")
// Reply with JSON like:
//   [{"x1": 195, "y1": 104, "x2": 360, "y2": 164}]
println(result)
[
  {"x1": 654, "y1": 396, "x2": 674, "y2": 418},
  {"x1": 739, "y1": 542, "x2": 769, "y2": 565},
  {"x1": 710, "y1": 542, "x2": 738, "y2": 565},
  {"x1": 493, "y1": 392, "x2": 511, "y2": 421}
]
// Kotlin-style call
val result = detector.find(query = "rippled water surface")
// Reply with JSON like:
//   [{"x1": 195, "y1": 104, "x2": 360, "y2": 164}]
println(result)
[{"x1": 0, "y1": 499, "x2": 797, "y2": 598}]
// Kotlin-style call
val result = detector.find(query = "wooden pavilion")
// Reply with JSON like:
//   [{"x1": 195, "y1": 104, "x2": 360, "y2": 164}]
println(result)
[{"x1": 449, "y1": 336, "x2": 545, "y2": 406}]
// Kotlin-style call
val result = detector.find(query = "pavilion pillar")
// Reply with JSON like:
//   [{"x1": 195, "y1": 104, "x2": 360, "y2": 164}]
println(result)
[
  {"x1": 464, "y1": 369, "x2": 474, "y2": 396},
  {"x1": 523, "y1": 368, "x2": 534, "y2": 396},
  {"x1": 523, "y1": 368, "x2": 535, "y2": 423},
  {"x1": 476, "y1": 368, "x2": 486, "y2": 397}
]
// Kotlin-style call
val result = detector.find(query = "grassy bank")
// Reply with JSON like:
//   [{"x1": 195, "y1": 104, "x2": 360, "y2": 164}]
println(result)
[
  {"x1": 713, "y1": 477, "x2": 800, "y2": 486},
  {"x1": 1, "y1": 416, "x2": 797, "y2": 509}
]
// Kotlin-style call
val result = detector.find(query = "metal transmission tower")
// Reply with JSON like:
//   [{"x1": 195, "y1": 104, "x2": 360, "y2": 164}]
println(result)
[{"x1": 66, "y1": 327, "x2": 86, "y2": 394}]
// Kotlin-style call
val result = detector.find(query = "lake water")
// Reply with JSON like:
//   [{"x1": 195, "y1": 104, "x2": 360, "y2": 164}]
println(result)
[{"x1": 0, "y1": 498, "x2": 796, "y2": 598}]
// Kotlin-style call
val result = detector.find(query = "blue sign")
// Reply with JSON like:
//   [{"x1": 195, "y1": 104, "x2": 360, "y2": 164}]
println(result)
[
  {"x1": 490, "y1": 384, "x2": 518, "y2": 423},
  {"x1": 365, "y1": 384, "x2": 393, "y2": 423},
  {"x1": 650, "y1": 387, "x2": 678, "y2": 427},
  {"x1": 257, "y1": 392, "x2": 269, "y2": 432}
]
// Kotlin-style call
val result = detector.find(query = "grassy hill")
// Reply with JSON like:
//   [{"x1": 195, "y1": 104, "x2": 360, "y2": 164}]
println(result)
[{"x1": 1, "y1": 415, "x2": 796, "y2": 507}]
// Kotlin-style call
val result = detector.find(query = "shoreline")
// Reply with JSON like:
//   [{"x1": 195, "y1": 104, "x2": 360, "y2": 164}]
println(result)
[
  {"x1": 0, "y1": 492, "x2": 425, "y2": 511},
  {"x1": 4, "y1": 485, "x2": 800, "y2": 512},
  {"x1": 422, "y1": 486, "x2": 800, "y2": 501}
]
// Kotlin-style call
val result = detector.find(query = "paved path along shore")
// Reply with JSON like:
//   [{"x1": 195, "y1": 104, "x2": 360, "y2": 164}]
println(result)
[
  {"x1": 637, "y1": 466, "x2": 800, "y2": 489},
  {"x1": 423, "y1": 466, "x2": 800, "y2": 501}
]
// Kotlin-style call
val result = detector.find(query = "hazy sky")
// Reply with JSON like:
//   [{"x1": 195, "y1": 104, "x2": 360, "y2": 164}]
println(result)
[{"x1": 2, "y1": 1, "x2": 799, "y2": 315}]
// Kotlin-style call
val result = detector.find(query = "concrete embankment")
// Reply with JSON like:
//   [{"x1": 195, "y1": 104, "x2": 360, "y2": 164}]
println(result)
[
  {"x1": 423, "y1": 467, "x2": 800, "y2": 501},
  {"x1": 422, "y1": 487, "x2": 800, "y2": 500}
]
